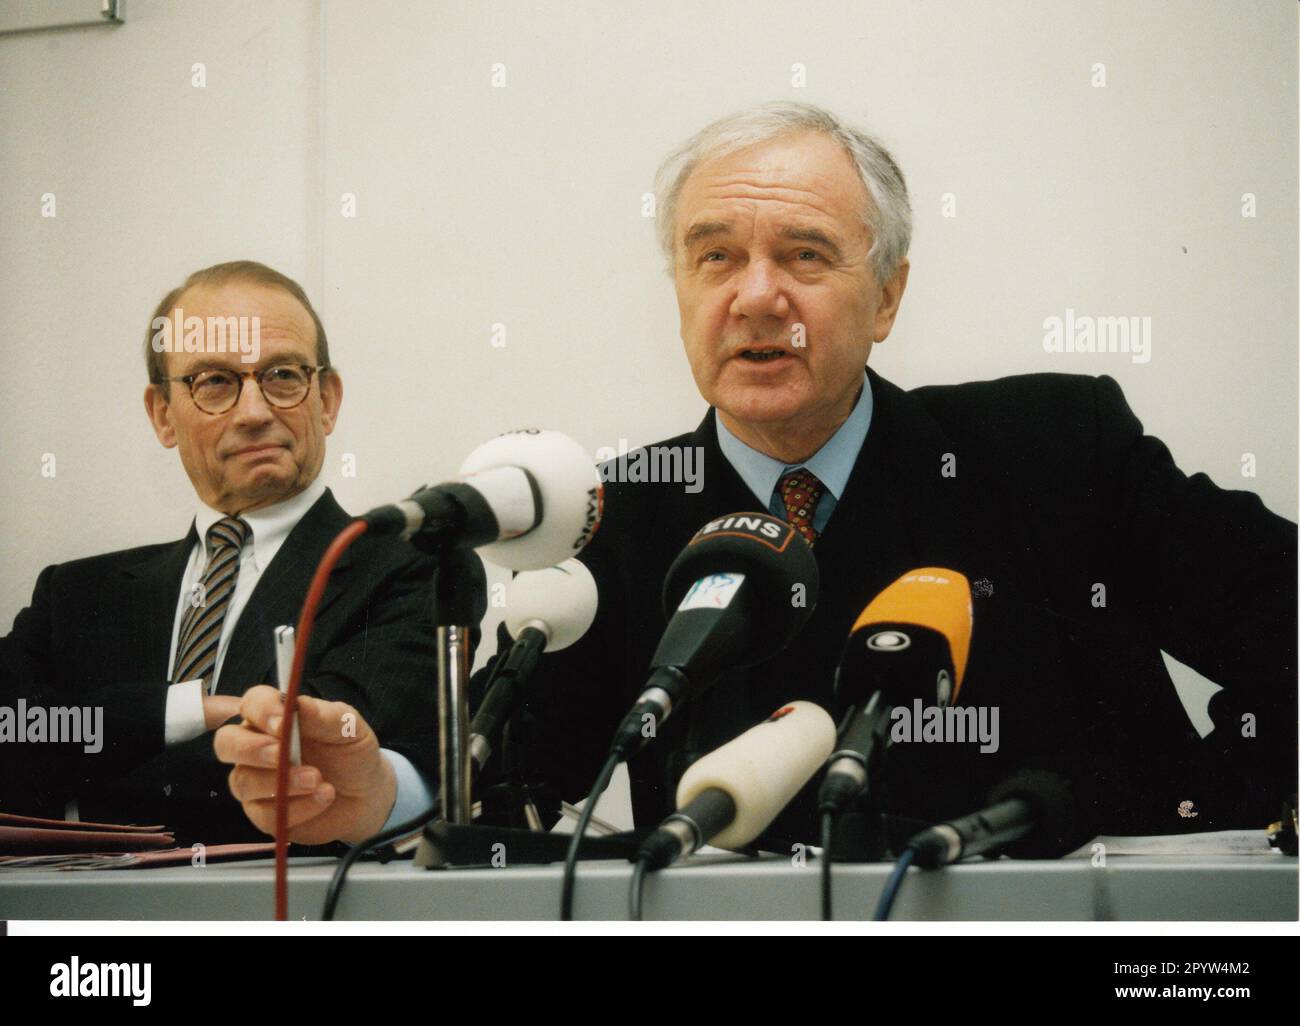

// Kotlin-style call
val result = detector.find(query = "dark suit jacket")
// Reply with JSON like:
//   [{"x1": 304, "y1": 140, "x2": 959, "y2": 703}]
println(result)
[
  {"x1": 513, "y1": 369, "x2": 1297, "y2": 845},
  {"x1": 0, "y1": 488, "x2": 440, "y2": 845}
]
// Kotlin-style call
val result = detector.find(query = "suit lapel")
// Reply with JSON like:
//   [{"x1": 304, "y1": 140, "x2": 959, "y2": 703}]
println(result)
[
  {"x1": 214, "y1": 489, "x2": 357, "y2": 695},
  {"x1": 120, "y1": 527, "x2": 198, "y2": 681}
]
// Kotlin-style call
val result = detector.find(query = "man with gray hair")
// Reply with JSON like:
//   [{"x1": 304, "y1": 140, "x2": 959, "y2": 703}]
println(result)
[
  {"x1": 506, "y1": 101, "x2": 1295, "y2": 849},
  {"x1": 228, "y1": 102, "x2": 1291, "y2": 855}
]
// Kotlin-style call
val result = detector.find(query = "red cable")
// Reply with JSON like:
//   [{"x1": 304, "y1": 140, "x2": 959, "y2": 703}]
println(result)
[{"x1": 274, "y1": 519, "x2": 369, "y2": 920}]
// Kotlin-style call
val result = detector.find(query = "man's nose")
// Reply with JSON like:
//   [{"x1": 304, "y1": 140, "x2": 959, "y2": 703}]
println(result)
[
  {"x1": 229, "y1": 375, "x2": 276, "y2": 425},
  {"x1": 730, "y1": 258, "x2": 790, "y2": 322}
]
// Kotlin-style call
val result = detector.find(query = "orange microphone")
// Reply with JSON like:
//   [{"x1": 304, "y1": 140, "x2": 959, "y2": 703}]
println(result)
[
  {"x1": 840, "y1": 567, "x2": 973, "y2": 706},
  {"x1": 818, "y1": 568, "x2": 974, "y2": 817}
]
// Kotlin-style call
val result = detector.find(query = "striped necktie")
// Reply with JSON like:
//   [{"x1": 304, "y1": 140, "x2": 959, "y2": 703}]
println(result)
[
  {"x1": 172, "y1": 516, "x2": 250, "y2": 687},
  {"x1": 778, "y1": 468, "x2": 825, "y2": 547}
]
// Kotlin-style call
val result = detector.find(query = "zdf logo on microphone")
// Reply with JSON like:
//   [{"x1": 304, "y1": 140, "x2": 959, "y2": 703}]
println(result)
[{"x1": 901, "y1": 572, "x2": 951, "y2": 585}]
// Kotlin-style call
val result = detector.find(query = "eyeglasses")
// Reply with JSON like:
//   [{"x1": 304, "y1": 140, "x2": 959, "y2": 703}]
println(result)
[{"x1": 155, "y1": 364, "x2": 327, "y2": 415}]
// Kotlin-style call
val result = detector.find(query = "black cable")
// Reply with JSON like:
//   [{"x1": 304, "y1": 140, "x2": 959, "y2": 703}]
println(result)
[
  {"x1": 321, "y1": 801, "x2": 441, "y2": 921},
  {"x1": 559, "y1": 750, "x2": 622, "y2": 921},
  {"x1": 820, "y1": 808, "x2": 835, "y2": 921},
  {"x1": 628, "y1": 855, "x2": 651, "y2": 921},
  {"x1": 873, "y1": 845, "x2": 917, "y2": 921}
]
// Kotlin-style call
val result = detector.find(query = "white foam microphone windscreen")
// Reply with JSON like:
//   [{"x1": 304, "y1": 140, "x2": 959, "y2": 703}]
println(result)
[
  {"x1": 504, "y1": 558, "x2": 598, "y2": 652},
  {"x1": 674, "y1": 700, "x2": 837, "y2": 851},
  {"x1": 458, "y1": 429, "x2": 604, "y2": 571}
]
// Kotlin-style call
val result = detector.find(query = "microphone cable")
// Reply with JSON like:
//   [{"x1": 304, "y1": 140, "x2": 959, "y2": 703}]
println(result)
[
  {"x1": 628, "y1": 853, "x2": 651, "y2": 921},
  {"x1": 559, "y1": 749, "x2": 621, "y2": 920},
  {"x1": 820, "y1": 808, "x2": 835, "y2": 921},
  {"x1": 873, "y1": 845, "x2": 917, "y2": 921},
  {"x1": 321, "y1": 800, "x2": 441, "y2": 921}
]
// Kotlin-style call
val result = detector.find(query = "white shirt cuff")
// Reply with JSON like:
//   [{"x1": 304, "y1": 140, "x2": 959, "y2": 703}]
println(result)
[{"x1": 164, "y1": 680, "x2": 207, "y2": 745}]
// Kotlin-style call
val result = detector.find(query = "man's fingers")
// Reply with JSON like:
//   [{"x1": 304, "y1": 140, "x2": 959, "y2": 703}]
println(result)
[
  {"x1": 276, "y1": 694, "x2": 373, "y2": 747},
  {"x1": 213, "y1": 721, "x2": 278, "y2": 767},
  {"x1": 202, "y1": 695, "x2": 242, "y2": 732},
  {"x1": 227, "y1": 764, "x2": 328, "y2": 803},
  {"x1": 235, "y1": 684, "x2": 372, "y2": 749},
  {"x1": 242, "y1": 789, "x2": 337, "y2": 835},
  {"x1": 235, "y1": 684, "x2": 287, "y2": 733}
]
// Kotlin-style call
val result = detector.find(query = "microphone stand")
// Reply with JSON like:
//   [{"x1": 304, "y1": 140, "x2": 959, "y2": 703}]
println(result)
[{"x1": 415, "y1": 546, "x2": 486, "y2": 868}]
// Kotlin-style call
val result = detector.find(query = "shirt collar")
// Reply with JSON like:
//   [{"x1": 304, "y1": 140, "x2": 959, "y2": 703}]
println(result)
[
  {"x1": 714, "y1": 372, "x2": 873, "y2": 507},
  {"x1": 192, "y1": 477, "x2": 327, "y2": 572}
]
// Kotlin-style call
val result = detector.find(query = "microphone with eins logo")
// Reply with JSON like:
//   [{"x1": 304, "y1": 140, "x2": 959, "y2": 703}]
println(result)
[{"x1": 606, "y1": 511, "x2": 821, "y2": 761}]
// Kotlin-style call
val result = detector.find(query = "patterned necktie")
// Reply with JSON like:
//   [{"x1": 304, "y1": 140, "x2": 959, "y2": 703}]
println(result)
[
  {"x1": 778, "y1": 468, "x2": 825, "y2": 547},
  {"x1": 172, "y1": 516, "x2": 250, "y2": 687}
]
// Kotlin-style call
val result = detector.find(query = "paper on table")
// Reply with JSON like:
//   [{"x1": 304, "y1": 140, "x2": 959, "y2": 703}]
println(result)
[
  {"x1": 0, "y1": 843, "x2": 276, "y2": 871},
  {"x1": 0, "y1": 853, "x2": 139, "y2": 870},
  {"x1": 1065, "y1": 830, "x2": 1277, "y2": 857}
]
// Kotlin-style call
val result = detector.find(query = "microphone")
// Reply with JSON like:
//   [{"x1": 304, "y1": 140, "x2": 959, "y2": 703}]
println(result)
[
  {"x1": 469, "y1": 559, "x2": 598, "y2": 774},
  {"x1": 905, "y1": 769, "x2": 1080, "y2": 867},
  {"x1": 819, "y1": 568, "x2": 973, "y2": 816},
  {"x1": 607, "y1": 512, "x2": 820, "y2": 759},
  {"x1": 637, "y1": 702, "x2": 837, "y2": 869},
  {"x1": 362, "y1": 429, "x2": 603, "y2": 570}
]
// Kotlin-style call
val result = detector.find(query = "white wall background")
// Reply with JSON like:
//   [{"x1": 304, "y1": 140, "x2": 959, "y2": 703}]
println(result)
[{"x1": 2, "y1": 1, "x2": 1296, "y2": 826}]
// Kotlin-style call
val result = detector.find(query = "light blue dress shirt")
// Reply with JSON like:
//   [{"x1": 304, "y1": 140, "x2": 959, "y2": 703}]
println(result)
[{"x1": 714, "y1": 372, "x2": 874, "y2": 534}]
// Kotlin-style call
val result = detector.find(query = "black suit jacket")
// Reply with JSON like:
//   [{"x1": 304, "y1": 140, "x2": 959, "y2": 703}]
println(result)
[
  {"x1": 0, "y1": 488, "x2": 440, "y2": 845},
  {"x1": 514, "y1": 369, "x2": 1296, "y2": 844}
]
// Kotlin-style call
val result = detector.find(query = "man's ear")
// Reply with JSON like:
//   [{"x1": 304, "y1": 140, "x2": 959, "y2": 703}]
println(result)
[
  {"x1": 319, "y1": 369, "x2": 342, "y2": 435},
  {"x1": 144, "y1": 384, "x2": 177, "y2": 448},
  {"x1": 872, "y1": 258, "x2": 910, "y2": 344}
]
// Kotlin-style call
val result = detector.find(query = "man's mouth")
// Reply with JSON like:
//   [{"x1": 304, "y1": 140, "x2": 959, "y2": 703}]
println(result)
[
  {"x1": 231, "y1": 444, "x2": 286, "y2": 458},
  {"x1": 737, "y1": 347, "x2": 791, "y2": 363}
]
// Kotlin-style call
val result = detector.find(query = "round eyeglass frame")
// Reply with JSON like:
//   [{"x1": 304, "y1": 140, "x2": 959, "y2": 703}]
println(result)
[{"x1": 154, "y1": 364, "x2": 328, "y2": 415}]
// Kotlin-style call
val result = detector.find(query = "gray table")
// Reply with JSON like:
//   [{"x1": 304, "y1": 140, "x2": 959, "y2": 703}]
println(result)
[{"x1": 1, "y1": 853, "x2": 1295, "y2": 921}]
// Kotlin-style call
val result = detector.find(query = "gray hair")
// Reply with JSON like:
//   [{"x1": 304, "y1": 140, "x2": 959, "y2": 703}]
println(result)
[{"x1": 653, "y1": 101, "x2": 912, "y2": 286}]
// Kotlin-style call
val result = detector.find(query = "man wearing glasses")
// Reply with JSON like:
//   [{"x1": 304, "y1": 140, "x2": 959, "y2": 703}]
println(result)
[{"x1": 1, "y1": 261, "x2": 439, "y2": 846}]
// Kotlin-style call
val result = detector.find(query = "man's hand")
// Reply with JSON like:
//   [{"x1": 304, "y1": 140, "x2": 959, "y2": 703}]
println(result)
[{"x1": 214, "y1": 685, "x2": 397, "y2": 845}]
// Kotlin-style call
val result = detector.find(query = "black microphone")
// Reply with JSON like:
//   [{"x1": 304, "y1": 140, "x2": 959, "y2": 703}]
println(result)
[
  {"x1": 818, "y1": 690, "x2": 893, "y2": 813},
  {"x1": 607, "y1": 512, "x2": 820, "y2": 759},
  {"x1": 906, "y1": 769, "x2": 1081, "y2": 867},
  {"x1": 363, "y1": 468, "x2": 541, "y2": 553}
]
